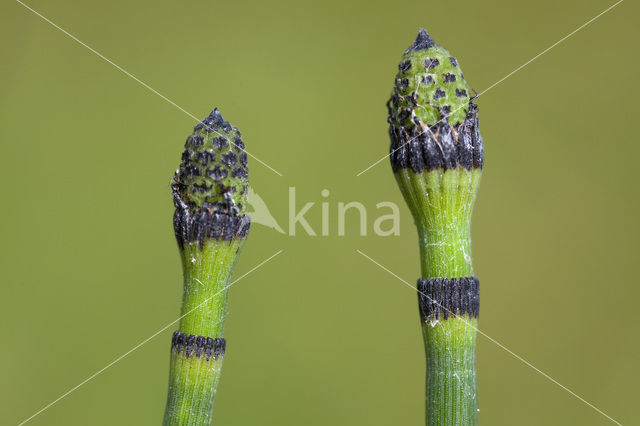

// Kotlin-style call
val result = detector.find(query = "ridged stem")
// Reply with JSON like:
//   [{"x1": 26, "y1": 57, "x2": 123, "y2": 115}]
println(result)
[
  {"x1": 163, "y1": 238, "x2": 245, "y2": 426},
  {"x1": 396, "y1": 167, "x2": 481, "y2": 425},
  {"x1": 422, "y1": 317, "x2": 477, "y2": 425},
  {"x1": 164, "y1": 349, "x2": 225, "y2": 425},
  {"x1": 179, "y1": 239, "x2": 243, "y2": 337}
]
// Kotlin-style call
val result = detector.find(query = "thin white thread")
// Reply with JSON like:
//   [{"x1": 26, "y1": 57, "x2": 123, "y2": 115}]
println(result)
[
  {"x1": 15, "y1": 0, "x2": 283, "y2": 177},
  {"x1": 476, "y1": 0, "x2": 624, "y2": 98},
  {"x1": 355, "y1": 0, "x2": 624, "y2": 177},
  {"x1": 356, "y1": 249, "x2": 623, "y2": 426},
  {"x1": 17, "y1": 249, "x2": 284, "y2": 426}
]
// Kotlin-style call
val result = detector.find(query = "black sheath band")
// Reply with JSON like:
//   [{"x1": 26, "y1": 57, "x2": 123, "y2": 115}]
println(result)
[
  {"x1": 389, "y1": 101, "x2": 484, "y2": 173},
  {"x1": 173, "y1": 208, "x2": 250, "y2": 250},
  {"x1": 417, "y1": 277, "x2": 479, "y2": 321},
  {"x1": 171, "y1": 331, "x2": 226, "y2": 361}
]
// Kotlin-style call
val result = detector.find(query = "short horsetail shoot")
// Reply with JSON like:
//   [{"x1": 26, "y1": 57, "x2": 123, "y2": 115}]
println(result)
[
  {"x1": 163, "y1": 108, "x2": 250, "y2": 426},
  {"x1": 387, "y1": 28, "x2": 484, "y2": 425}
]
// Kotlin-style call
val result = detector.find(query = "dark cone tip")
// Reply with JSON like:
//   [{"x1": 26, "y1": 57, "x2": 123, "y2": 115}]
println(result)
[
  {"x1": 407, "y1": 28, "x2": 437, "y2": 52},
  {"x1": 196, "y1": 107, "x2": 232, "y2": 133}
]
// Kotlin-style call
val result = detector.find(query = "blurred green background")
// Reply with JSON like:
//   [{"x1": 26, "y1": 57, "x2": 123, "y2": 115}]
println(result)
[{"x1": 1, "y1": 0, "x2": 638, "y2": 424}]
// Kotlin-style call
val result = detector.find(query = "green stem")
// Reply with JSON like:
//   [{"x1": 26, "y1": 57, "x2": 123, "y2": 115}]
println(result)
[
  {"x1": 413, "y1": 169, "x2": 480, "y2": 278},
  {"x1": 422, "y1": 317, "x2": 477, "y2": 426},
  {"x1": 397, "y1": 167, "x2": 481, "y2": 425},
  {"x1": 163, "y1": 239, "x2": 245, "y2": 426},
  {"x1": 164, "y1": 346, "x2": 225, "y2": 425},
  {"x1": 179, "y1": 239, "x2": 243, "y2": 337}
]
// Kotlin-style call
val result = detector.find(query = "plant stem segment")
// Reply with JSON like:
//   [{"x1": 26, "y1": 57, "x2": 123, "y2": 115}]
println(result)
[
  {"x1": 420, "y1": 305, "x2": 478, "y2": 425},
  {"x1": 395, "y1": 168, "x2": 481, "y2": 278},
  {"x1": 179, "y1": 239, "x2": 245, "y2": 338},
  {"x1": 388, "y1": 29, "x2": 484, "y2": 425},
  {"x1": 398, "y1": 168, "x2": 481, "y2": 425},
  {"x1": 164, "y1": 331, "x2": 226, "y2": 426},
  {"x1": 163, "y1": 109, "x2": 250, "y2": 426}
]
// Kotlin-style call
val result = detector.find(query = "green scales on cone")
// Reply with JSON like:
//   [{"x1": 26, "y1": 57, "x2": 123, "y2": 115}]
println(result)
[{"x1": 172, "y1": 108, "x2": 250, "y2": 248}]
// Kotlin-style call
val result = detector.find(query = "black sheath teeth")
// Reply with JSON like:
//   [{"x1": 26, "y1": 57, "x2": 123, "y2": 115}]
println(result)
[
  {"x1": 171, "y1": 331, "x2": 226, "y2": 361},
  {"x1": 195, "y1": 336, "x2": 205, "y2": 357},
  {"x1": 172, "y1": 196, "x2": 251, "y2": 250},
  {"x1": 417, "y1": 277, "x2": 479, "y2": 321},
  {"x1": 389, "y1": 100, "x2": 484, "y2": 172}
]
